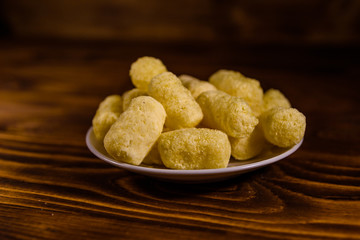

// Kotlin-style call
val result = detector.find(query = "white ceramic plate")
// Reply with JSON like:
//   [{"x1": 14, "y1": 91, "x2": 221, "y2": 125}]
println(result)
[{"x1": 86, "y1": 127, "x2": 303, "y2": 183}]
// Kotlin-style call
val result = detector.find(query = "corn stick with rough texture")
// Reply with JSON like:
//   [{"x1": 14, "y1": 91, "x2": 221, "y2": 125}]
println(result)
[
  {"x1": 178, "y1": 74, "x2": 217, "y2": 99},
  {"x1": 129, "y1": 56, "x2": 167, "y2": 91},
  {"x1": 261, "y1": 107, "x2": 306, "y2": 147},
  {"x1": 142, "y1": 141, "x2": 163, "y2": 166},
  {"x1": 122, "y1": 88, "x2": 147, "y2": 111},
  {"x1": 229, "y1": 125, "x2": 265, "y2": 160},
  {"x1": 209, "y1": 69, "x2": 263, "y2": 116},
  {"x1": 104, "y1": 96, "x2": 166, "y2": 165},
  {"x1": 92, "y1": 95, "x2": 123, "y2": 141},
  {"x1": 148, "y1": 72, "x2": 203, "y2": 129},
  {"x1": 262, "y1": 88, "x2": 291, "y2": 113},
  {"x1": 158, "y1": 128, "x2": 231, "y2": 170},
  {"x1": 197, "y1": 90, "x2": 258, "y2": 138}
]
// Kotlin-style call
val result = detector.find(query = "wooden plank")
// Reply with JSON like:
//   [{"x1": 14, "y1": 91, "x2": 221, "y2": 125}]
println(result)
[{"x1": 0, "y1": 41, "x2": 359, "y2": 239}]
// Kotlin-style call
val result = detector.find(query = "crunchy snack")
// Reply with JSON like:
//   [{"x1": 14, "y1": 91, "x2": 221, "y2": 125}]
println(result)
[
  {"x1": 261, "y1": 107, "x2": 306, "y2": 147},
  {"x1": 158, "y1": 128, "x2": 231, "y2": 170},
  {"x1": 129, "y1": 56, "x2": 167, "y2": 91},
  {"x1": 92, "y1": 95, "x2": 123, "y2": 141},
  {"x1": 91, "y1": 56, "x2": 306, "y2": 170},
  {"x1": 197, "y1": 90, "x2": 258, "y2": 138},
  {"x1": 142, "y1": 128, "x2": 170, "y2": 166},
  {"x1": 229, "y1": 126, "x2": 265, "y2": 160},
  {"x1": 178, "y1": 74, "x2": 217, "y2": 99},
  {"x1": 262, "y1": 88, "x2": 291, "y2": 113},
  {"x1": 142, "y1": 141, "x2": 163, "y2": 166},
  {"x1": 148, "y1": 72, "x2": 203, "y2": 129},
  {"x1": 209, "y1": 69, "x2": 244, "y2": 81},
  {"x1": 104, "y1": 96, "x2": 166, "y2": 165},
  {"x1": 209, "y1": 69, "x2": 263, "y2": 116},
  {"x1": 122, "y1": 88, "x2": 147, "y2": 111}
]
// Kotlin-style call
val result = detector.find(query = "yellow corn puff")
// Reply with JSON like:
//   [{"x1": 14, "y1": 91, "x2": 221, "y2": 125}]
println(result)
[
  {"x1": 129, "y1": 56, "x2": 167, "y2": 91},
  {"x1": 92, "y1": 95, "x2": 123, "y2": 141},
  {"x1": 178, "y1": 74, "x2": 217, "y2": 99},
  {"x1": 197, "y1": 90, "x2": 258, "y2": 138},
  {"x1": 209, "y1": 69, "x2": 263, "y2": 116},
  {"x1": 229, "y1": 126, "x2": 265, "y2": 160},
  {"x1": 262, "y1": 88, "x2": 291, "y2": 113},
  {"x1": 148, "y1": 72, "x2": 203, "y2": 129},
  {"x1": 142, "y1": 128, "x2": 170, "y2": 166},
  {"x1": 261, "y1": 107, "x2": 306, "y2": 148},
  {"x1": 104, "y1": 96, "x2": 166, "y2": 165},
  {"x1": 209, "y1": 69, "x2": 245, "y2": 81},
  {"x1": 122, "y1": 88, "x2": 147, "y2": 111},
  {"x1": 142, "y1": 141, "x2": 163, "y2": 166},
  {"x1": 158, "y1": 128, "x2": 231, "y2": 170}
]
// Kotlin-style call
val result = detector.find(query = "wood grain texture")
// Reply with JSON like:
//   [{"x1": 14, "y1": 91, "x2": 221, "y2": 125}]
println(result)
[{"x1": 0, "y1": 40, "x2": 359, "y2": 240}]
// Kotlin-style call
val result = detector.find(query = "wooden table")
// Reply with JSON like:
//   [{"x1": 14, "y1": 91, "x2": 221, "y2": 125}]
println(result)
[{"x1": 1, "y1": 40, "x2": 359, "y2": 240}]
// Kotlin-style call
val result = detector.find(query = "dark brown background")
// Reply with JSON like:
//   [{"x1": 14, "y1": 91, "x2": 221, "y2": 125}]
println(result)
[
  {"x1": 1, "y1": 0, "x2": 360, "y2": 45},
  {"x1": 0, "y1": 1, "x2": 360, "y2": 240}
]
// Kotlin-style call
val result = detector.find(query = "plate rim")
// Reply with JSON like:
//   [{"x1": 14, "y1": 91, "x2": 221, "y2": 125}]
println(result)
[{"x1": 86, "y1": 127, "x2": 303, "y2": 176}]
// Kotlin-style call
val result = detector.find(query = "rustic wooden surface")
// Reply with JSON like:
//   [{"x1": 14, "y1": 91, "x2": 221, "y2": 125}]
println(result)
[{"x1": 0, "y1": 40, "x2": 359, "y2": 240}]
